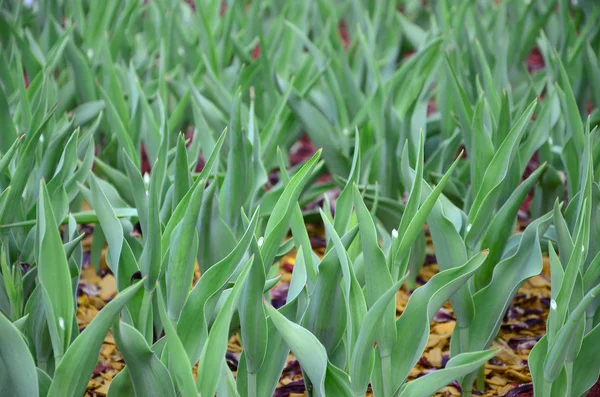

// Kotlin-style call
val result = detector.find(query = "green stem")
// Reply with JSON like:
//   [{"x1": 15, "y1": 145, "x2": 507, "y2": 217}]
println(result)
[
  {"x1": 395, "y1": 257, "x2": 410, "y2": 283},
  {"x1": 586, "y1": 314, "x2": 594, "y2": 333},
  {"x1": 138, "y1": 288, "x2": 153, "y2": 344},
  {"x1": 565, "y1": 360, "x2": 573, "y2": 397},
  {"x1": 457, "y1": 326, "x2": 474, "y2": 396},
  {"x1": 248, "y1": 372, "x2": 258, "y2": 397},
  {"x1": 459, "y1": 326, "x2": 469, "y2": 353},
  {"x1": 38, "y1": 359, "x2": 48, "y2": 373},
  {"x1": 461, "y1": 371, "x2": 477, "y2": 397},
  {"x1": 0, "y1": 208, "x2": 138, "y2": 228},
  {"x1": 476, "y1": 365, "x2": 485, "y2": 391},
  {"x1": 390, "y1": 247, "x2": 398, "y2": 281},
  {"x1": 55, "y1": 353, "x2": 64, "y2": 367},
  {"x1": 381, "y1": 353, "x2": 392, "y2": 397}
]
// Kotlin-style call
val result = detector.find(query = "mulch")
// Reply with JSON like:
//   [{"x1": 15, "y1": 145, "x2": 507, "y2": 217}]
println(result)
[{"x1": 79, "y1": 219, "x2": 561, "y2": 397}]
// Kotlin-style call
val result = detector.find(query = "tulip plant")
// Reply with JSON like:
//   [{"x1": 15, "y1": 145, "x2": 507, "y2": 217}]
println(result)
[{"x1": 0, "y1": 0, "x2": 600, "y2": 396}]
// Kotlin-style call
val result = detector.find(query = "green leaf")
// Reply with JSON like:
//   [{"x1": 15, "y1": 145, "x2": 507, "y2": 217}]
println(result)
[
  {"x1": 321, "y1": 211, "x2": 367, "y2": 365},
  {"x1": 156, "y1": 286, "x2": 197, "y2": 397},
  {"x1": 544, "y1": 283, "x2": 600, "y2": 382},
  {"x1": 394, "y1": 132, "x2": 425, "y2": 272},
  {"x1": 0, "y1": 84, "x2": 18, "y2": 154},
  {"x1": 403, "y1": 161, "x2": 472, "y2": 335},
  {"x1": 236, "y1": 282, "x2": 307, "y2": 397},
  {"x1": 37, "y1": 368, "x2": 52, "y2": 397},
  {"x1": 90, "y1": 175, "x2": 124, "y2": 285},
  {"x1": 302, "y1": 237, "x2": 347, "y2": 356},
  {"x1": 462, "y1": 212, "x2": 553, "y2": 357},
  {"x1": 173, "y1": 134, "x2": 191, "y2": 209},
  {"x1": 556, "y1": 49, "x2": 584, "y2": 156},
  {"x1": 398, "y1": 350, "x2": 499, "y2": 397},
  {"x1": 112, "y1": 321, "x2": 176, "y2": 397},
  {"x1": 475, "y1": 164, "x2": 548, "y2": 289},
  {"x1": 239, "y1": 253, "x2": 268, "y2": 375},
  {"x1": 265, "y1": 303, "x2": 352, "y2": 397},
  {"x1": 177, "y1": 208, "x2": 259, "y2": 364},
  {"x1": 37, "y1": 180, "x2": 74, "y2": 361},
  {"x1": 334, "y1": 129, "x2": 361, "y2": 235},
  {"x1": 530, "y1": 335, "x2": 566, "y2": 397},
  {"x1": 220, "y1": 90, "x2": 250, "y2": 232},
  {"x1": 388, "y1": 252, "x2": 488, "y2": 395},
  {"x1": 166, "y1": 178, "x2": 205, "y2": 321},
  {"x1": 1, "y1": 103, "x2": 57, "y2": 225},
  {"x1": 142, "y1": 135, "x2": 168, "y2": 290},
  {"x1": 64, "y1": 41, "x2": 96, "y2": 103},
  {"x1": 278, "y1": 147, "x2": 318, "y2": 286},
  {"x1": 160, "y1": 128, "x2": 227, "y2": 260},
  {"x1": 261, "y1": 150, "x2": 321, "y2": 268},
  {"x1": 197, "y1": 256, "x2": 253, "y2": 397},
  {"x1": 394, "y1": 151, "x2": 463, "y2": 278},
  {"x1": 97, "y1": 83, "x2": 138, "y2": 165},
  {"x1": 107, "y1": 368, "x2": 135, "y2": 397},
  {"x1": 48, "y1": 280, "x2": 144, "y2": 397},
  {"x1": 196, "y1": 181, "x2": 236, "y2": 273},
  {"x1": 0, "y1": 136, "x2": 22, "y2": 177},
  {"x1": 350, "y1": 276, "x2": 406, "y2": 396},
  {"x1": 466, "y1": 100, "x2": 538, "y2": 251},
  {"x1": 0, "y1": 311, "x2": 38, "y2": 397},
  {"x1": 353, "y1": 184, "x2": 395, "y2": 354},
  {"x1": 572, "y1": 321, "x2": 600, "y2": 396},
  {"x1": 396, "y1": 12, "x2": 426, "y2": 48},
  {"x1": 279, "y1": 80, "x2": 350, "y2": 177},
  {"x1": 122, "y1": 151, "x2": 149, "y2": 239},
  {"x1": 93, "y1": 158, "x2": 135, "y2": 206}
]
